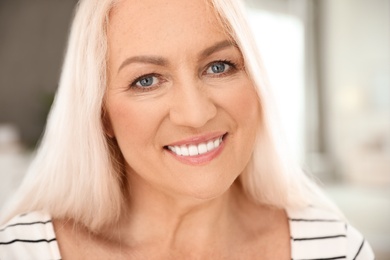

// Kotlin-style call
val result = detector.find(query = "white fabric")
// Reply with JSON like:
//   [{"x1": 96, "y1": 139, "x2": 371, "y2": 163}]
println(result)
[
  {"x1": 287, "y1": 207, "x2": 375, "y2": 260},
  {"x1": 0, "y1": 211, "x2": 61, "y2": 259}
]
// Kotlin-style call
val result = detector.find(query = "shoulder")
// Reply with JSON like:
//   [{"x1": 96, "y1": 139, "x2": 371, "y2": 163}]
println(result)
[
  {"x1": 0, "y1": 211, "x2": 61, "y2": 259},
  {"x1": 287, "y1": 206, "x2": 375, "y2": 260},
  {"x1": 345, "y1": 224, "x2": 375, "y2": 260}
]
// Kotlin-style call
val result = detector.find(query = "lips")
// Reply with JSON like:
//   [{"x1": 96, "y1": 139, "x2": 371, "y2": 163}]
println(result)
[
  {"x1": 166, "y1": 135, "x2": 223, "y2": 157},
  {"x1": 164, "y1": 133, "x2": 226, "y2": 165}
]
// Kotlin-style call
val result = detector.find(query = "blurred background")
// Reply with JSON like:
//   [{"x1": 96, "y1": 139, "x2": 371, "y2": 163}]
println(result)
[{"x1": 0, "y1": 0, "x2": 389, "y2": 258}]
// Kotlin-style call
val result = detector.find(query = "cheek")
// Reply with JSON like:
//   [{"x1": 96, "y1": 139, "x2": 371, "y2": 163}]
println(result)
[
  {"x1": 217, "y1": 80, "x2": 261, "y2": 165},
  {"x1": 220, "y1": 81, "x2": 261, "y2": 130},
  {"x1": 108, "y1": 103, "x2": 141, "y2": 137},
  {"x1": 106, "y1": 97, "x2": 166, "y2": 148},
  {"x1": 236, "y1": 90, "x2": 260, "y2": 125}
]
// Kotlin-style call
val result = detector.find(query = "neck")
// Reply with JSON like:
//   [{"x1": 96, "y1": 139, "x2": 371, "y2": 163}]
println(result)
[{"x1": 113, "y1": 176, "x2": 254, "y2": 251}]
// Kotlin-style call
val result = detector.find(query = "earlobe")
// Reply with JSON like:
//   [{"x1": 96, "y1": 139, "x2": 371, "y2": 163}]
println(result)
[
  {"x1": 102, "y1": 108, "x2": 115, "y2": 138},
  {"x1": 105, "y1": 123, "x2": 115, "y2": 139}
]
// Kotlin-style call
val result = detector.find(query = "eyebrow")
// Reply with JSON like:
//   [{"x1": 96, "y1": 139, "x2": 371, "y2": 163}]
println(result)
[
  {"x1": 118, "y1": 56, "x2": 168, "y2": 73},
  {"x1": 117, "y1": 40, "x2": 236, "y2": 73},
  {"x1": 199, "y1": 40, "x2": 236, "y2": 59}
]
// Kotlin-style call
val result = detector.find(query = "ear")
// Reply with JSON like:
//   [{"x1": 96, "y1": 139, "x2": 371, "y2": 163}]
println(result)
[{"x1": 102, "y1": 108, "x2": 115, "y2": 138}]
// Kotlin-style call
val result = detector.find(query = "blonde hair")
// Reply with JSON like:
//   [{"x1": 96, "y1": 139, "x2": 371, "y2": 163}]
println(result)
[{"x1": 1, "y1": 0, "x2": 334, "y2": 232}]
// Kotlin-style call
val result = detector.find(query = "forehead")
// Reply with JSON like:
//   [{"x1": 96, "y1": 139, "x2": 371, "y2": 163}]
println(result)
[
  {"x1": 107, "y1": 0, "x2": 231, "y2": 65},
  {"x1": 109, "y1": 0, "x2": 220, "y2": 32}
]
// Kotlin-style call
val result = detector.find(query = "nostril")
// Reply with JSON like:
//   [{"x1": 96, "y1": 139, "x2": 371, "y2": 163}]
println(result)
[{"x1": 169, "y1": 104, "x2": 217, "y2": 128}]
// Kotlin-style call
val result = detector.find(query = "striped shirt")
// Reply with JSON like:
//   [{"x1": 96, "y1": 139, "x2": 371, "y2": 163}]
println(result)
[
  {"x1": 0, "y1": 207, "x2": 375, "y2": 259},
  {"x1": 288, "y1": 207, "x2": 374, "y2": 260}
]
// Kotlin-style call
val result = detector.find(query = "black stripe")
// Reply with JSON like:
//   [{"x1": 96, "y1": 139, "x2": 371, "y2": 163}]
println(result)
[
  {"x1": 292, "y1": 234, "x2": 346, "y2": 241},
  {"x1": 0, "y1": 220, "x2": 52, "y2": 232},
  {"x1": 289, "y1": 218, "x2": 341, "y2": 223},
  {"x1": 0, "y1": 238, "x2": 56, "y2": 245},
  {"x1": 353, "y1": 239, "x2": 365, "y2": 260},
  {"x1": 296, "y1": 257, "x2": 346, "y2": 260}
]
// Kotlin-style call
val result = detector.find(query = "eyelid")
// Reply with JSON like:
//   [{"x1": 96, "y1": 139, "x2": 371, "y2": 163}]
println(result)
[
  {"x1": 129, "y1": 73, "x2": 165, "y2": 92},
  {"x1": 202, "y1": 60, "x2": 237, "y2": 76},
  {"x1": 127, "y1": 59, "x2": 239, "y2": 92}
]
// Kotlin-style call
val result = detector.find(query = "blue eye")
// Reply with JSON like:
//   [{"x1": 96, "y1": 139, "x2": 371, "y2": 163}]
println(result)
[
  {"x1": 136, "y1": 75, "x2": 158, "y2": 87},
  {"x1": 212, "y1": 63, "x2": 226, "y2": 73},
  {"x1": 129, "y1": 73, "x2": 165, "y2": 92},
  {"x1": 206, "y1": 61, "x2": 232, "y2": 75}
]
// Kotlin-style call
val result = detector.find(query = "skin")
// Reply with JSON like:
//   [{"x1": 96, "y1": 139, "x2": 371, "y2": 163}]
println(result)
[{"x1": 54, "y1": 0, "x2": 291, "y2": 258}]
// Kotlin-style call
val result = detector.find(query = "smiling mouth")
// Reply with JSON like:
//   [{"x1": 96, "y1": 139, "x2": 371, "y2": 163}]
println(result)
[{"x1": 164, "y1": 134, "x2": 226, "y2": 157}]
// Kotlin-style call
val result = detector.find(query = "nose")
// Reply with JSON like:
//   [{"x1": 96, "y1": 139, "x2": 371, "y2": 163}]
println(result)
[{"x1": 169, "y1": 82, "x2": 217, "y2": 128}]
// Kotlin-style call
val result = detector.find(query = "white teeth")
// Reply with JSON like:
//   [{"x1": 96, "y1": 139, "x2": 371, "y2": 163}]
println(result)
[
  {"x1": 167, "y1": 135, "x2": 224, "y2": 157},
  {"x1": 188, "y1": 145, "x2": 198, "y2": 156},
  {"x1": 174, "y1": 146, "x2": 182, "y2": 156},
  {"x1": 206, "y1": 140, "x2": 214, "y2": 151},
  {"x1": 198, "y1": 143, "x2": 208, "y2": 155},
  {"x1": 180, "y1": 145, "x2": 189, "y2": 156},
  {"x1": 213, "y1": 138, "x2": 220, "y2": 148}
]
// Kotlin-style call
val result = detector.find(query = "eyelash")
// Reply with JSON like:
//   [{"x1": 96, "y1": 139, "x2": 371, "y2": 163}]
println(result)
[
  {"x1": 203, "y1": 59, "x2": 238, "y2": 77},
  {"x1": 129, "y1": 73, "x2": 162, "y2": 92},
  {"x1": 128, "y1": 59, "x2": 238, "y2": 92}
]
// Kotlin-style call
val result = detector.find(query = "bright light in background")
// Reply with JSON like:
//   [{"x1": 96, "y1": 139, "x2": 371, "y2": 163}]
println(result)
[{"x1": 247, "y1": 8, "x2": 305, "y2": 162}]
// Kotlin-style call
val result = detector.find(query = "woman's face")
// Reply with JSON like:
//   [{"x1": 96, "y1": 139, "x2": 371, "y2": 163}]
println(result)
[{"x1": 105, "y1": 0, "x2": 260, "y2": 200}]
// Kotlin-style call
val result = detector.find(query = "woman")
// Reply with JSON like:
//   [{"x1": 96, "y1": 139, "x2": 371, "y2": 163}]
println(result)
[{"x1": 0, "y1": 0, "x2": 374, "y2": 259}]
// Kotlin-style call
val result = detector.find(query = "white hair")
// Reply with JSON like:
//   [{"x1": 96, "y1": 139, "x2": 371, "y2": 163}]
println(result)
[{"x1": 1, "y1": 0, "x2": 337, "y2": 232}]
